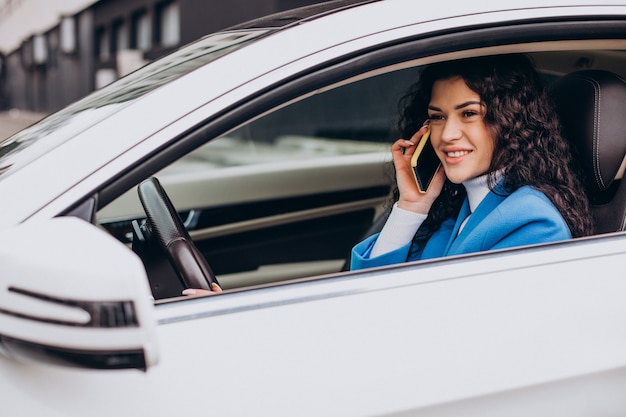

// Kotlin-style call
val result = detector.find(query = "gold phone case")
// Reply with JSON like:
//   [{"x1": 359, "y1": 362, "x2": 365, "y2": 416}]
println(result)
[{"x1": 410, "y1": 127, "x2": 440, "y2": 193}]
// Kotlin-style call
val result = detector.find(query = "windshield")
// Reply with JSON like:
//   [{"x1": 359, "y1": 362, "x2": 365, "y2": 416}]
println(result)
[{"x1": 0, "y1": 29, "x2": 270, "y2": 180}]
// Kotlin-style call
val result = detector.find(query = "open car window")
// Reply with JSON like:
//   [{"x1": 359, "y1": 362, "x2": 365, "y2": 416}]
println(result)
[{"x1": 97, "y1": 67, "x2": 421, "y2": 296}]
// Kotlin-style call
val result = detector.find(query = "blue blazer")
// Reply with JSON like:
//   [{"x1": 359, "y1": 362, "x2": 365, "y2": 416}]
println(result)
[{"x1": 351, "y1": 186, "x2": 571, "y2": 270}]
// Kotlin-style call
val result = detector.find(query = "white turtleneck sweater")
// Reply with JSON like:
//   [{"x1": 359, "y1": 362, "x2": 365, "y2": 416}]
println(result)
[{"x1": 370, "y1": 173, "x2": 496, "y2": 257}]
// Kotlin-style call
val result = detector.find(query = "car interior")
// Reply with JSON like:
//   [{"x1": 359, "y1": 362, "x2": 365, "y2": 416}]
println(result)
[
  {"x1": 552, "y1": 69, "x2": 626, "y2": 234},
  {"x1": 94, "y1": 41, "x2": 626, "y2": 300}
]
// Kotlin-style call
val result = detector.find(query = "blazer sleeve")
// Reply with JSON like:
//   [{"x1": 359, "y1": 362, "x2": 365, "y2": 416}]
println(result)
[{"x1": 350, "y1": 233, "x2": 412, "y2": 270}]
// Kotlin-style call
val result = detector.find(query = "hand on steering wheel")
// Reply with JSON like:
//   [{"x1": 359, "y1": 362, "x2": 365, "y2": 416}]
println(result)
[{"x1": 182, "y1": 283, "x2": 223, "y2": 297}]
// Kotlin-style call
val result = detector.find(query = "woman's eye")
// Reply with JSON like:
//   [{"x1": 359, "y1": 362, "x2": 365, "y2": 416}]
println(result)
[
  {"x1": 428, "y1": 114, "x2": 444, "y2": 121},
  {"x1": 463, "y1": 110, "x2": 478, "y2": 118}
]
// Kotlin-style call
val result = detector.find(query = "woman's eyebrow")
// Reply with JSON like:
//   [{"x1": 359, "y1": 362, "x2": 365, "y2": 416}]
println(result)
[
  {"x1": 454, "y1": 100, "x2": 482, "y2": 110},
  {"x1": 428, "y1": 100, "x2": 483, "y2": 112}
]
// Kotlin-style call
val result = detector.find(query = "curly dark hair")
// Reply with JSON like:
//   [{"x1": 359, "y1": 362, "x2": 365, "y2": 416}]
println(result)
[{"x1": 395, "y1": 54, "x2": 593, "y2": 254}]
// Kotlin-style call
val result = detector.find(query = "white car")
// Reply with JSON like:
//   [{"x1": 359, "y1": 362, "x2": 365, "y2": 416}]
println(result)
[{"x1": 2, "y1": 0, "x2": 626, "y2": 415}]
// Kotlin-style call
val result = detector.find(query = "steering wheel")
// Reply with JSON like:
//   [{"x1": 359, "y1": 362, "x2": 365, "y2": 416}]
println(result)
[{"x1": 137, "y1": 177, "x2": 219, "y2": 291}]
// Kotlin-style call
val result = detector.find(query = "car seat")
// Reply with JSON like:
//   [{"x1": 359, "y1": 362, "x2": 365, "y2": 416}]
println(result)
[{"x1": 552, "y1": 70, "x2": 626, "y2": 234}]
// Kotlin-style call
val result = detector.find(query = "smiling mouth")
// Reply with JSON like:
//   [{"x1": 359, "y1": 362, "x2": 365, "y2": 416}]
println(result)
[{"x1": 446, "y1": 150, "x2": 471, "y2": 158}]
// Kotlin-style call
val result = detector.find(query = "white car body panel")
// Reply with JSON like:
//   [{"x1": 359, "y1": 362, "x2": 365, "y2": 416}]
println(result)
[{"x1": 3, "y1": 235, "x2": 626, "y2": 416}]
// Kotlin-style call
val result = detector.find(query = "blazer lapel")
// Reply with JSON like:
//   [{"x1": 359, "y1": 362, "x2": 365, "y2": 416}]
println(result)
[
  {"x1": 442, "y1": 198, "x2": 471, "y2": 255},
  {"x1": 445, "y1": 191, "x2": 508, "y2": 255}
]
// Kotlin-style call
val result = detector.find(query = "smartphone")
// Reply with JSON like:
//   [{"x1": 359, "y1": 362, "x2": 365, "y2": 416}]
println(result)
[{"x1": 410, "y1": 126, "x2": 441, "y2": 193}]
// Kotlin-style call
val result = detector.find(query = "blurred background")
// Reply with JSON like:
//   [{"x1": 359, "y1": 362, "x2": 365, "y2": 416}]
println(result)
[{"x1": 0, "y1": 0, "x2": 331, "y2": 139}]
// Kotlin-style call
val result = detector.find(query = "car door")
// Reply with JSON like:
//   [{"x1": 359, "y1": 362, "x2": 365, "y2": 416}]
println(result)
[
  {"x1": 113, "y1": 14, "x2": 626, "y2": 415},
  {"x1": 5, "y1": 233, "x2": 626, "y2": 417}
]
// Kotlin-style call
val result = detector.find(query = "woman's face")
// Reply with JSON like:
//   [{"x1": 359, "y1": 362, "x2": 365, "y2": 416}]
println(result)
[{"x1": 427, "y1": 76, "x2": 494, "y2": 184}]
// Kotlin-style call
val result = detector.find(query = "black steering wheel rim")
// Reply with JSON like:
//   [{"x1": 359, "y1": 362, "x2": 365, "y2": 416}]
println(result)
[{"x1": 137, "y1": 177, "x2": 218, "y2": 291}]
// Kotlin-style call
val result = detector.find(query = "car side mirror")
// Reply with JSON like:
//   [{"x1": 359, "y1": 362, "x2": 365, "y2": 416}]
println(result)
[{"x1": 0, "y1": 217, "x2": 159, "y2": 371}]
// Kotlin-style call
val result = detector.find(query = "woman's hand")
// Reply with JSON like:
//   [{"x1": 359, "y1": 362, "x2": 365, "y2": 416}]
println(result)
[
  {"x1": 392, "y1": 124, "x2": 446, "y2": 214},
  {"x1": 182, "y1": 282, "x2": 223, "y2": 297}
]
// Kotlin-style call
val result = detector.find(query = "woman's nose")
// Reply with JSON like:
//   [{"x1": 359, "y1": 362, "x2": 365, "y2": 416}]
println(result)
[{"x1": 440, "y1": 119, "x2": 462, "y2": 142}]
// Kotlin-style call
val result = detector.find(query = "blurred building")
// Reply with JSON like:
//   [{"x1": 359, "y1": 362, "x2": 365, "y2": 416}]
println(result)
[{"x1": 0, "y1": 0, "x2": 330, "y2": 113}]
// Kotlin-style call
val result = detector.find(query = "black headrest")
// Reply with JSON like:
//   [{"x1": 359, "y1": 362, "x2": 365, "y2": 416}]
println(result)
[{"x1": 552, "y1": 70, "x2": 626, "y2": 194}]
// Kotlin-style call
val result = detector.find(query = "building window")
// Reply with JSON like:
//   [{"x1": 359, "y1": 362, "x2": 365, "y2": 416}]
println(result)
[
  {"x1": 60, "y1": 15, "x2": 77, "y2": 54},
  {"x1": 33, "y1": 34, "x2": 48, "y2": 65},
  {"x1": 113, "y1": 20, "x2": 129, "y2": 52},
  {"x1": 96, "y1": 27, "x2": 110, "y2": 61},
  {"x1": 158, "y1": 2, "x2": 180, "y2": 48},
  {"x1": 133, "y1": 11, "x2": 152, "y2": 52}
]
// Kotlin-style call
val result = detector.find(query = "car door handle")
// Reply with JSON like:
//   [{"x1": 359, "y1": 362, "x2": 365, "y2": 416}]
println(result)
[{"x1": 183, "y1": 209, "x2": 202, "y2": 230}]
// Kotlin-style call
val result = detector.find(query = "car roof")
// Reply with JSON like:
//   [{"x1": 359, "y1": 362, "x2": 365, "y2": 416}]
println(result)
[
  {"x1": 226, "y1": 0, "x2": 380, "y2": 30},
  {"x1": 227, "y1": 0, "x2": 626, "y2": 31}
]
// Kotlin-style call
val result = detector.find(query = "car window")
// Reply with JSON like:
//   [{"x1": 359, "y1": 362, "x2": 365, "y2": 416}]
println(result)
[{"x1": 98, "y1": 66, "x2": 420, "y2": 296}]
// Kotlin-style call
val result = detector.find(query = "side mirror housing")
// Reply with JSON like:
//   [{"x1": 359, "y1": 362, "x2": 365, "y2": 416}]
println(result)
[{"x1": 0, "y1": 217, "x2": 158, "y2": 371}]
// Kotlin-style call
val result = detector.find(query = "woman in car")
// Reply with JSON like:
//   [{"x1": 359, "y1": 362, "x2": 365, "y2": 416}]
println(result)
[{"x1": 350, "y1": 54, "x2": 594, "y2": 270}]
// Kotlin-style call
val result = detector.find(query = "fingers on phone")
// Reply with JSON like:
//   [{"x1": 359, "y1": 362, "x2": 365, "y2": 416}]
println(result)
[{"x1": 392, "y1": 138, "x2": 415, "y2": 155}]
